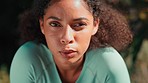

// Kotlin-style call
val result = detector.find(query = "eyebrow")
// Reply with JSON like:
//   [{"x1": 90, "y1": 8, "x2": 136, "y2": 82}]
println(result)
[
  {"x1": 47, "y1": 16, "x2": 89, "y2": 21},
  {"x1": 47, "y1": 16, "x2": 62, "y2": 21},
  {"x1": 73, "y1": 17, "x2": 89, "y2": 21}
]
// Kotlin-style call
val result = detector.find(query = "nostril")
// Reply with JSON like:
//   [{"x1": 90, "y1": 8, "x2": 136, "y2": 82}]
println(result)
[
  {"x1": 60, "y1": 39, "x2": 74, "y2": 44},
  {"x1": 69, "y1": 40, "x2": 73, "y2": 44},
  {"x1": 60, "y1": 39, "x2": 66, "y2": 44}
]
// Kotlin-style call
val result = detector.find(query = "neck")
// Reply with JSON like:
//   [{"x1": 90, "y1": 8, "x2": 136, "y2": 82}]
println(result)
[{"x1": 56, "y1": 57, "x2": 84, "y2": 83}]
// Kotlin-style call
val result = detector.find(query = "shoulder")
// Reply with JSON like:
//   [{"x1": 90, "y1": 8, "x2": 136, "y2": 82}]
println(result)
[
  {"x1": 10, "y1": 41, "x2": 52, "y2": 82},
  {"x1": 17, "y1": 41, "x2": 41, "y2": 54},
  {"x1": 91, "y1": 47, "x2": 127, "y2": 71},
  {"x1": 11, "y1": 41, "x2": 40, "y2": 64},
  {"x1": 86, "y1": 47, "x2": 122, "y2": 65},
  {"x1": 12, "y1": 41, "x2": 39, "y2": 63},
  {"x1": 85, "y1": 47, "x2": 130, "y2": 82},
  {"x1": 11, "y1": 41, "x2": 53, "y2": 69},
  {"x1": 85, "y1": 47, "x2": 122, "y2": 73}
]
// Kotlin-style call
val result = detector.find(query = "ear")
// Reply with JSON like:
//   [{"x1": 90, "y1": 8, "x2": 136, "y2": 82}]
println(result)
[
  {"x1": 39, "y1": 18, "x2": 45, "y2": 34},
  {"x1": 92, "y1": 19, "x2": 99, "y2": 35}
]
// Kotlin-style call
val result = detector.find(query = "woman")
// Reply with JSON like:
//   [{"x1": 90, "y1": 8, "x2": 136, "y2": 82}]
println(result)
[{"x1": 10, "y1": 0, "x2": 133, "y2": 83}]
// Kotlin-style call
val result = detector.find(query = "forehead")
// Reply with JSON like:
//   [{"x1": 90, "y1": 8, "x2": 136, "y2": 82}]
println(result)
[
  {"x1": 48, "y1": 0, "x2": 88, "y2": 10},
  {"x1": 50, "y1": 0, "x2": 86, "y2": 7},
  {"x1": 51, "y1": 0, "x2": 84, "y2": 4},
  {"x1": 44, "y1": 0, "x2": 92, "y2": 18}
]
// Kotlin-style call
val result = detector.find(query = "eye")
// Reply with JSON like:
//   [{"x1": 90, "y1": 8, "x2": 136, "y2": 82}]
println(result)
[
  {"x1": 49, "y1": 21, "x2": 62, "y2": 27},
  {"x1": 73, "y1": 23, "x2": 86, "y2": 27},
  {"x1": 72, "y1": 22, "x2": 87, "y2": 31}
]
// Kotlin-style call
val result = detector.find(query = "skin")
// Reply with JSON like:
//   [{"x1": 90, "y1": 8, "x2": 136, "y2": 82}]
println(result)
[{"x1": 39, "y1": 0, "x2": 99, "y2": 82}]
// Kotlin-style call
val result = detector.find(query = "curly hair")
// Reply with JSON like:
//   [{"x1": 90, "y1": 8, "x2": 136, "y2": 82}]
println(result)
[{"x1": 18, "y1": 0, "x2": 133, "y2": 51}]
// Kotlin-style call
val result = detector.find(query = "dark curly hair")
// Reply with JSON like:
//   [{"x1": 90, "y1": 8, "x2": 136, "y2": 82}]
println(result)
[{"x1": 18, "y1": 0, "x2": 133, "y2": 51}]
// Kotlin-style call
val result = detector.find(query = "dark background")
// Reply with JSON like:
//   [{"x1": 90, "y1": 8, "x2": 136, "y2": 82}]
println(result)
[{"x1": 0, "y1": 0, "x2": 33, "y2": 70}]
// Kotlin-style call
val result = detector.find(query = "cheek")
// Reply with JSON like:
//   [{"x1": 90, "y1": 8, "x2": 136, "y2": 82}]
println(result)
[
  {"x1": 44, "y1": 33, "x2": 60, "y2": 49},
  {"x1": 76, "y1": 30, "x2": 93, "y2": 42},
  {"x1": 43, "y1": 26, "x2": 60, "y2": 45},
  {"x1": 47, "y1": 36, "x2": 59, "y2": 44},
  {"x1": 76, "y1": 32, "x2": 92, "y2": 50},
  {"x1": 45, "y1": 37, "x2": 61, "y2": 56}
]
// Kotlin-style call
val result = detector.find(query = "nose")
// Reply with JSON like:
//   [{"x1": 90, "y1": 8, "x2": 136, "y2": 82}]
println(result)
[{"x1": 60, "y1": 25, "x2": 74, "y2": 44}]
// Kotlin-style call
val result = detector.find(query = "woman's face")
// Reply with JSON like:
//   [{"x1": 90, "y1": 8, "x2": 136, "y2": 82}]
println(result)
[{"x1": 39, "y1": 0, "x2": 99, "y2": 65}]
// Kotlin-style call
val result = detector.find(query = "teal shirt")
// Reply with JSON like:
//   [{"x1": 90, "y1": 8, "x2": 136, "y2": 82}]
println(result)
[{"x1": 10, "y1": 41, "x2": 130, "y2": 83}]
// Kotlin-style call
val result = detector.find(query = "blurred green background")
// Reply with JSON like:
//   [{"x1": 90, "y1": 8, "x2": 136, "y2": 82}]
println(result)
[{"x1": 0, "y1": 0, "x2": 148, "y2": 83}]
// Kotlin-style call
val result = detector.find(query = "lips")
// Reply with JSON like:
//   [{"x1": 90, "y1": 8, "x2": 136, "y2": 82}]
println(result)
[{"x1": 60, "y1": 49, "x2": 77, "y2": 58}]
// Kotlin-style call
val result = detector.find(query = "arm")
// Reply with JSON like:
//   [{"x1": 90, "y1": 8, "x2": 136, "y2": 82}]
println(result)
[{"x1": 10, "y1": 43, "x2": 36, "y2": 83}]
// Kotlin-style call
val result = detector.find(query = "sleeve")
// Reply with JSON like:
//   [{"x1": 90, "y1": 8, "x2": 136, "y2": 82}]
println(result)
[
  {"x1": 103, "y1": 48, "x2": 131, "y2": 83},
  {"x1": 10, "y1": 45, "x2": 36, "y2": 83}
]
